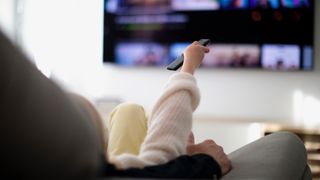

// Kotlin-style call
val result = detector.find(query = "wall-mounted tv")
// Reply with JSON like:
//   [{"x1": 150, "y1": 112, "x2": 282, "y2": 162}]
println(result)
[{"x1": 103, "y1": 0, "x2": 314, "y2": 71}]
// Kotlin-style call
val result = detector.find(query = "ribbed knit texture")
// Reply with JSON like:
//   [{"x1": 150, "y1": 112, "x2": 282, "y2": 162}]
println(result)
[{"x1": 112, "y1": 72, "x2": 200, "y2": 169}]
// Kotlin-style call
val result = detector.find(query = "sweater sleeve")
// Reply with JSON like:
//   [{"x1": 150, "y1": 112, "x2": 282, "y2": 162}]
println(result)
[{"x1": 112, "y1": 72, "x2": 200, "y2": 169}]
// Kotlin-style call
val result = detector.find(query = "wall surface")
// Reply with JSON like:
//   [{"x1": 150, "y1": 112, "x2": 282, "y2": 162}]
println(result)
[
  {"x1": 1, "y1": 0, "x2": 319, "y2": 127},
  {"x1": 92, "y1": 1, "x2": 320, "y2": 126},
  {"x1": 0, "y1": 0, "x2": 319, "y2": 153},
  {"x1": 0, "y1": 0, "x2": 15, "y2": 39}
]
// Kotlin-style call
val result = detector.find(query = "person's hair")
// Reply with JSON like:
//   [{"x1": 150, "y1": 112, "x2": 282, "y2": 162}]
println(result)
[{"x1": 68, "y1": 93, "x2": 109, "y2": 160}]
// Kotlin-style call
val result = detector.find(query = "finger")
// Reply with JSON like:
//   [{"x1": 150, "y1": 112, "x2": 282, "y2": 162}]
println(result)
[
  {"x1": 187, "y1": 132, "x2": 195, "y2": 145},
  {"x1": 219, "y1": 145, "x2": 224, "y2": 152},
  {"x1": 192, "y1": 41, "x2": 200, "y2": 45},
  {"x1": 203, "y1": 139, "x2": 216, "y2": 145},
  {"x1": 195, "y1": 44, "x2": 210, "y2": 53},
  {"x1": 204, "y1": 47, "x2": 210, "y2": 53}
]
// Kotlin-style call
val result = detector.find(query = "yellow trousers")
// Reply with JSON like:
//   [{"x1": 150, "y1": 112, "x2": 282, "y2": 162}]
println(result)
[{"x1": 107, "y1": 103, "x2": 148, "y2": 157}]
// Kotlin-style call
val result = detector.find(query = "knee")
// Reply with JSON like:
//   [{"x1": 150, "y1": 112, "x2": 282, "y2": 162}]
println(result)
[
  {"x1": 270, "y1": 131, "x2": 307, "y2": 157},
  {"x1": 108, "y1": 103, "x2": 147, "y2": 123},
  {"x1": 108, "y1": 102, "x2": 148, "y2": 139},
  {"x1": 114, "y1": 103, "x2": 146, "y2": 115},
  {"x1": 272, "y1": 131, "x2": 304, "y2": 147}
]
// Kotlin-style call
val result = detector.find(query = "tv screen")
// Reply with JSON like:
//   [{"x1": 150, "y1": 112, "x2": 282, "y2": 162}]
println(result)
[{"x1": 103, "y1": 0, "x2": 314, "y2": 71}]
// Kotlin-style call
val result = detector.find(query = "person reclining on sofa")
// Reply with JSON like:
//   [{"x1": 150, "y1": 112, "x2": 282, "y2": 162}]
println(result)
[
  {"x1": 71, "y1": 40, "x2": 232, "y2": 177},
  {"x1": 0, "y1": 29, "x2": 230, "y2": 179},
  {"x1": 0, "y1": 29, "x2": 311, "y2": 179}
]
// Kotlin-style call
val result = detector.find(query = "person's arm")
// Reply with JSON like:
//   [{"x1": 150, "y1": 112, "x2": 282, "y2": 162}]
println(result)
[
  {"x1": 111, "y1": 42, "x2": 210, "y2": 169},
  {"x1": 104, "y1": 130, "x2": 232, "y2": 179},
  {"x1": 104, "y1": 154, "x2": 222, "y2": 179}
]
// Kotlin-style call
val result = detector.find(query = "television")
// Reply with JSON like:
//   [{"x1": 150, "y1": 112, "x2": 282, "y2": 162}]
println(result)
[{"x1": 103, "y1": 0, "x2": 314, "y2": 71}]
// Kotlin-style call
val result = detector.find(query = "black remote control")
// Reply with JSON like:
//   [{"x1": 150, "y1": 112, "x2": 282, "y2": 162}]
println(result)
[{"x1": 167, "y1": 39, "x2": 211, "y2": 71}]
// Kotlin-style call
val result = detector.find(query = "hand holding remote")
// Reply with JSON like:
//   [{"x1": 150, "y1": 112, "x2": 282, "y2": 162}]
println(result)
[{"x1": 167, "y1": 39, "x2": 211, "y2": 71}]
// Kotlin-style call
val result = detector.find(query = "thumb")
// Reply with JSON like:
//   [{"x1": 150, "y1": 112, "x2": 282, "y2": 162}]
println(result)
[{"x1": 187, "y1": 132, "x2": 195, "y2": 145}]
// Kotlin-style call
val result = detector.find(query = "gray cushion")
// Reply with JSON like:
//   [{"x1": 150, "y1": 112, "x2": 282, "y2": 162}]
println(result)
[{"x1": 222, "y1": 131, "x2": 310, "y2": 180}]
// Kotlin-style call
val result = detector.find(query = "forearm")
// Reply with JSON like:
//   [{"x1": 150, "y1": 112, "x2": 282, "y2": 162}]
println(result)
[{"x1": 138, "y1": 91, "x2": 193, "y2": 163}]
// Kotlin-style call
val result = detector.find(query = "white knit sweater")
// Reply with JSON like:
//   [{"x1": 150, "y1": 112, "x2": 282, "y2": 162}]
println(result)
[{"x1": 112, "y1": 72, "x2": 200, "y2": 169}]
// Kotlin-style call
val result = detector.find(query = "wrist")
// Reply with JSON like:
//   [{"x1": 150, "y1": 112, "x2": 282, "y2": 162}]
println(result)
[{"x1": 180, "y1": 64, "x2": 194, "y2": 74}]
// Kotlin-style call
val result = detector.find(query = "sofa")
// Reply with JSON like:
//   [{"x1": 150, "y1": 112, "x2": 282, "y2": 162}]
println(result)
[{"x1": 0, "y1": 29, "x2": 311, "y2": 179}]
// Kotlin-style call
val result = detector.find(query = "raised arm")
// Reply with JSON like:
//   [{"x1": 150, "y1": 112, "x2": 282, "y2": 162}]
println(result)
[{"x1": 112, "y1": 41, "x2": 209, "y2": 168}]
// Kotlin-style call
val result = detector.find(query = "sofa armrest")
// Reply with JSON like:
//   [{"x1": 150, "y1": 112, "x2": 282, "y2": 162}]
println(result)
[{"x1": 222, "y1": 131, "x2": 311, "y2": 180}]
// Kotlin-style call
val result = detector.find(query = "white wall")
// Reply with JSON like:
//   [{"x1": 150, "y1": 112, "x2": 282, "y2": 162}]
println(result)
[
  {"x1": 2, "y1": 0, "x2": 320, "y2": 126},
  {"x1": 1, "y1": 0, "x2": 319, "y2": 153},
  {"x1": 0, "y1": 0, "x2": 15, "y2": 39}
]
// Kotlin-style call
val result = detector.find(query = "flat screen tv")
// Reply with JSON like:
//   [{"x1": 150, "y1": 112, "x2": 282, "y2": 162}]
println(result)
[{"x1": 103, "y1": 0, "x2": 314, "y2": 71}]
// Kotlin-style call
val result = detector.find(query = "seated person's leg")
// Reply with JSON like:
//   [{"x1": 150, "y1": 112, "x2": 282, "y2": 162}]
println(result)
[
  {"x1": 107, "y1": 103, "x2": 148, "y2": 157},
  {"x1": 222, "y1": 131, "x2": 310, "y2": 180},
  {"x1": 0, "y1": 30, "x2": 102, "y2": 178}
]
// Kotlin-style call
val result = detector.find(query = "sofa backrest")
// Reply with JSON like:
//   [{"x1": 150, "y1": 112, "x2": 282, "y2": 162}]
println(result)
[{"x1": 0, "y1": 30, "x2": 102, "y2": 179}]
